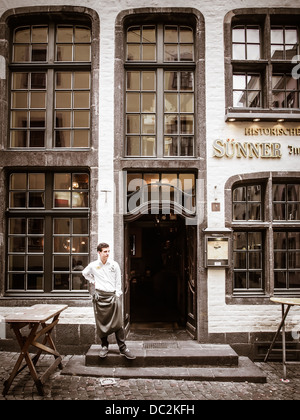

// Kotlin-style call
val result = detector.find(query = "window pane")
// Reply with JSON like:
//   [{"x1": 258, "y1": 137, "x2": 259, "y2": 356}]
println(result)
[
  {"x1": 164, "y1": 45, "x2": 178, "y2": 61},
  {"x1": 11, "y1": 131, "x2": 27, "y2": 147},
  {"x1": 28, "y1": 256, "x2": 43, "y2": 271},
  {"x1": 14, "y1": 45, "x2": 30, "y2": 62},
  {"x1": 9, "y1": 218, "x2": 26, "y2": 234},
  {"x1": 127, "y1": 27, "x2": 140, "y2": 43},
  {"x1": 28, "y1": 192, "x2": 44, "y2": 207},
  {"x1": 142, "y1": 93, "x2": 155, "y2": 112},
  {"x1": 247, "y1": 44, "x2": 260, "y2": 60},
  {"x1": 142, "y1": 72, "x2": 155, "y2": 90},
  {"x1": 180, "y1": 137, "x2": 193, "y2": 156},
  {"x1": 54, "y1": 255, "x2": 70, "y2": 271},
  {"x1": 127, "y1": 115, "x2": 140, "y2": 134},
  {"x1": 165, "y1": 115, "x2": 178, "y2": 134},
  {"x1": 54, "y1": 192, "x2": 71, "y2": 207},
  {"x1": 73, "y1": 131, "x2": 89, "y2": 147},
  {"x1": 127, "y1": 93, "x2": 140, "y2": 112},
  {"x1": 12, "y1": 92, "x2": 28, "y2": 108},
  {"x1": 127, "y1": 72, "x2": 140, "y2": 90},
  {"x1": 165, "y1": 72, "x2": 177, "y2": 90},
  {"x1": 179, "y1": 45, "x2": 193, "y2": 61},
  {"x1": 73, "y1": 218, "x2": 88, "y2": 234},
  {"x1": 54, "y1": 219, "x2": 70, "y2": 234},
  {"x1": 56, "y1": 92, "x2": 72, "y2": 108},
  {"x1": 127, "y1": 45, "x2": 140, "y2": 61},
  {"x1": 74, "y1": 111, "x2": 89, "y2": 128},
  {"x1": 28, "y1": 237, "x2": 44, "y2": 252},
  {"x1": 74, "y1": 45, "x2": 91, "y2": 61},
  {"x1": 180, "y1": 115, "x2": 193, "y2": 134},
  {"x1": 126, "y1": 136, "x2": 140, "y2": 155},
  {"x1": 10, "y1": 173, "x2": 27, "y2": 189},
  {"x1": 74, "y1": 92, "x2": 90, "y2": 109},
  {"x1": 54, "y1": 173, "x2": 71, "y2": 189},
  {"x1": 56, "y1": 72, "x2": 72, "y2": 89},
  {"x1": 12, "y1": 73, "x2": 28, "y2": 89},
  {"x1": 141, "y1": 136, "x2": 155, "y2": 156},
  {"x1": 233, "y1": 44, "x2": 245, "y2": 60},
  {"x1": 142, "y1": 44, "x2": 155, "y2": 61},
  {"x1": 28, "y1": 218, "x2": 44, "y2": 234},
  {"x1": 165, "y1": 93, "x2": 178, "y2": 112},
  {"x1": 180, "y1": 27, "x2": 193, "y2": 43},
  {"x1": 180, "y1": 93, "x2": 194, "y2": 112}
]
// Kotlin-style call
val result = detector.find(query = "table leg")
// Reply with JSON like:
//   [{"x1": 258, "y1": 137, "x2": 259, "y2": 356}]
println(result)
[
  {"x1": 264, "y1": 304, "x2": 291, "y2": 363},
  {"x1": 282, "y1": 304, "x2": 287, "y2": 380},
  {"x1": 2, "y1": 323, "x2": 40, "y2": 397}
]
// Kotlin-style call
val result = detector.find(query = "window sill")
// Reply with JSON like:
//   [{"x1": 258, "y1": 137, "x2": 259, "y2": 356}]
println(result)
[{"x1": 225, "y1": 109, "x2": 300, "y2": 122}]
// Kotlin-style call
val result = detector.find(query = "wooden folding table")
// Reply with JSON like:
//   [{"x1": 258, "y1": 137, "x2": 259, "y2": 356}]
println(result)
[
  {"x1": 3, "y1": 304, "x2": 68, "y2": 396},
  {"x1": 264, "y1": 297, "x2": 300, "y2": 380}
]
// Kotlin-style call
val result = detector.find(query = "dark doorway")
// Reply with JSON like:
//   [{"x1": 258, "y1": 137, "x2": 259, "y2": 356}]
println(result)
[{"x1": 128, "y1": 214, "x2": 186, "y2": 325}]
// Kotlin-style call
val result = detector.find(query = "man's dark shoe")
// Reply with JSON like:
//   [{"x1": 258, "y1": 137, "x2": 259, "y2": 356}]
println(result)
[
  {"x1": 99, "y1": 346, "x2": 108, "y2": 358},
  {"x1": 120, "y1": 348, "x2": 136, "y2": 360}
]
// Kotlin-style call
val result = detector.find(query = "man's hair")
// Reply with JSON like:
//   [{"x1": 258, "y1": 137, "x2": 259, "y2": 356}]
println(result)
[{"x1": 97, "y1": 242, "x2": 110, "y2": 252}]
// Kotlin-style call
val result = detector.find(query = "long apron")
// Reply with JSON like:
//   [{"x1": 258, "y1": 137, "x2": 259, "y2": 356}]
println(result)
[{"x1": 92, "y1": 290, "x2": 123, "y2": 338}]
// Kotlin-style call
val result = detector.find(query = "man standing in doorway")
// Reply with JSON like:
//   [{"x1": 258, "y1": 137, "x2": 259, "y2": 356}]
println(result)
[{"x1": 82, "y1": 242, "x2": 135, "y2": 359}]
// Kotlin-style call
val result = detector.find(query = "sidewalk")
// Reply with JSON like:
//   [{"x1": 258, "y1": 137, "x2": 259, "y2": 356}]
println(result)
[{"x1": 1, "y1": 351, "x2": 300, "y2": 400}]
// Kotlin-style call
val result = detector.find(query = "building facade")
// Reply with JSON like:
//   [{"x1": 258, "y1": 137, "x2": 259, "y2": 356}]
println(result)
[{"x1": 1, "y1": 0, "x2": 300, "y2": 356}]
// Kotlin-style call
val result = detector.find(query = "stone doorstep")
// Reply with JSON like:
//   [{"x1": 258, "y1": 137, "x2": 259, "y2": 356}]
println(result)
[
  {"x1": 60, "y1": 341, "x2": 267, "y2": 383},
  {"x1": 85, "y1": 342, "x2": 239, "y2": 367},
  {"x1": 61, "y1": 355, "x2": 267, "y2": 383}
]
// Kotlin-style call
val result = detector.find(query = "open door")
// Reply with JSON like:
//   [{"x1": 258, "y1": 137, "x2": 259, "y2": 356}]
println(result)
[
  {"x1": 185, "y1": 224, "x2": 197, "y2": 339},
  {"x1": 123, "y1": 223, "x2": 130, "y2": 334}
]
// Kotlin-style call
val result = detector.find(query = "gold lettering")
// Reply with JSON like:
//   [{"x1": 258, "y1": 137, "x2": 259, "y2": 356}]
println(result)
[
  {"x1": 213, "y1": 139, "x2": 225, "y2": 158},
  {"x1": 235, "y1": 142, "x2": 248, "y2": 158},
  {"x1": 248, "y1": 143, "x2": 260, "y2": 158}
]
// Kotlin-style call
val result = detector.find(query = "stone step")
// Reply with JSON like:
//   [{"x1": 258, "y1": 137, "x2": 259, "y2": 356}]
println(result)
[
  {"x1": 85, "y1": 341, "x2": 239, "y2": 367},
  {"x1": 62, "y1": 355, "x2": 267, "y2": 383}
]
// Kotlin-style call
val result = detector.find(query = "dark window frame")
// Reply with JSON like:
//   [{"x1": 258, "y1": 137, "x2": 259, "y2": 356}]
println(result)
[
  {"x1": 6, "y1": 170, "x2": 90, "y2": 296},
  {"x1": 224, "y1": 8, "x2": 300, "y2": 122},
  {"x1": 225, "y1": 172, "x2": 300, "y2": 304}
]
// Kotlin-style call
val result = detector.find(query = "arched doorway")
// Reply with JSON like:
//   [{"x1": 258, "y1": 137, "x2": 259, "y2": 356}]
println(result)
[{"x1": 124, "y1": 212, "x2": 197, "y2": 338}]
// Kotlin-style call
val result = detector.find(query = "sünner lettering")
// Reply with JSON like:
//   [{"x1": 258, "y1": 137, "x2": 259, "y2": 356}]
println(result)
[{"x1": 213, "y1": 139, "x2": 282, "y2": 159}]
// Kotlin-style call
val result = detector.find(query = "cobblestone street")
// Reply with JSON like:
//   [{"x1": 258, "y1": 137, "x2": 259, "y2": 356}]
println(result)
[{"x1": 0, "y1": 351, "x2": 299, "y2": 401}]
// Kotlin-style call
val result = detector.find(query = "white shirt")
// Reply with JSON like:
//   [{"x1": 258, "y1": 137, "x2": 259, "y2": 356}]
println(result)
[{"x1": 82, "y1": 258, "x2": 122, "y2": 297}]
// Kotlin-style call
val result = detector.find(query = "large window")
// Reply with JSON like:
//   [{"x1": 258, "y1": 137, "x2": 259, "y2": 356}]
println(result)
[
  {"x1": 125, "y1": 24, "x2": 195, "y2": 157},
  {"x1": 10, "y1": 23, "x2": 91, "y2": 148},
  {"x1": 231, "y1": 179, "x2": 300, "y2": 296},
  {"x1": 225, "y1": 9, "x2": 300, "y2": 121},
  {"x1": 7, "y1": 172, "x2": 89, "y2": 293}
]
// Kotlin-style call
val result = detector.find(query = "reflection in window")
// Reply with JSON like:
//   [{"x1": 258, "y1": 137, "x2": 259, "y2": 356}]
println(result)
[
  {"x1": 126, "y1": 172, "x2": 196, "y2": 215},
  {"x1": 7, "y1": 172, "x2": 89, "y2": 293},
  {"x1": 271, "y1": 26, "x2": 298, "y2": 60},
  {"x1": 273, "y1": 183, "x2": 300, "y2": 220},
  {"x1": 233, "y1": 73, "x2": 261, "y2": 108},
  {"x1": 233, "y1": 185, "x2": 262, "y2": 221},
  {"x1": 8, "y1": 218, "x2": 44, "y2": 291},
  {"x1": 53, "y1": 218, "x2": 89, "y2": 290},
  {"x1": 54, "y1": 173, "x2": 89, "y2": 208},
  {"x1": 233, "y1": 231, "x2": 263, "y2": 291},
  {"x1": 232, "y1": 25, "x2": 261, "y2": 60},
  {"x1": 272, "y1": 74, "x2": 299, "y2": 109},
  {"x1": 274, "y1": 231, "x2": 300, "y2": 290},
  {"x1": 10, "y1": 23, "x2": 91, "y2": 148},
  {"x1": 9, "y1": 173, "x2": 45, "y2": 208},
  {"x1": 125, "y1": 23, "x2": 195, "y2": 157}
]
